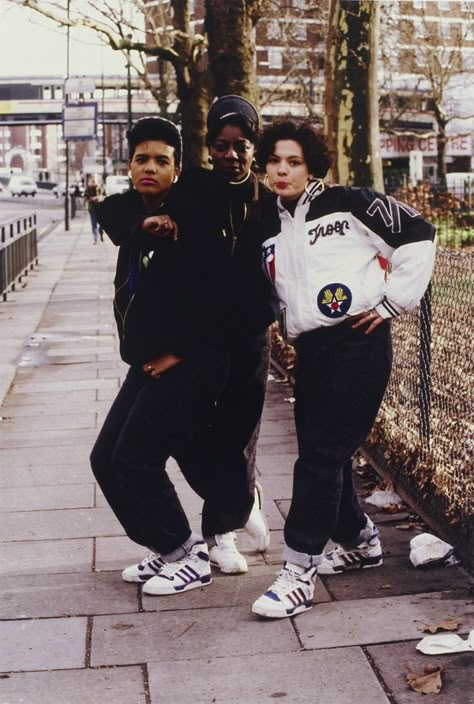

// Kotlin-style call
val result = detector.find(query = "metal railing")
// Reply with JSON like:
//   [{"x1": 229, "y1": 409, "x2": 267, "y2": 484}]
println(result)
[{"x1": 0, "y1": 213, "x2": 38, "y2": 301}]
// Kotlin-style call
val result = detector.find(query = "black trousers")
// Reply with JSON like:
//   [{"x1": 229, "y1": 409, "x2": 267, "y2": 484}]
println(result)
[
  {"x1": 175, "y1": 330, "x2": 271, "y2": 537},
  {"x1": 284, "y1": 320, "x2": 393, "y2": 558},
  {"x1": 90, "y1": 355, "x2": 228, "y2": 554}
]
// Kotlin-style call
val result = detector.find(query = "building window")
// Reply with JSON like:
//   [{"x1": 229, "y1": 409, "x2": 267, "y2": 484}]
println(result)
[
  {"x1": 440, "y1": 22, "x2": 451, "y2": 38},
  {"x1": 266, "y1": 19, "x2": 281, "y2": 40},
  {"x1": 268, "y1": 48, "x2": 283, "y2": 69},
  {"x1": 294, "y1": 24, "x2": 307, "y2": 41}
]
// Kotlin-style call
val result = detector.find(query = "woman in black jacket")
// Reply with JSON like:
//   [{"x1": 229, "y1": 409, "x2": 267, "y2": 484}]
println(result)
[
  {"x1": 122, "y1": 97, "x2": 277, "y2": 582},
  {"x1": 90, "y1": 117, "x2": 230, "y2": 596}
]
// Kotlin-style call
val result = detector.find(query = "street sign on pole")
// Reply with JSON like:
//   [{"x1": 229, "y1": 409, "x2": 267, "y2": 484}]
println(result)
[
  {"x1": 63, "y1": 102, "x2": 97, "y2": 141},
  {"x1": 64, "y1": 77, "x2": 96, "y2": 95}
]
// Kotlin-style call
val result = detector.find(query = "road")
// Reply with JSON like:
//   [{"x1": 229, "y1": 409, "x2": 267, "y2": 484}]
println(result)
[{"x1": 0, "y1": 189, "x2": 66, "y2": 235}]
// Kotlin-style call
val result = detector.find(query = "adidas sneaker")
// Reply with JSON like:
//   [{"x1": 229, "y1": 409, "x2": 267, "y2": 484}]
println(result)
[
  {"x1": 251, "y1": 562, "x2": 317, "y2": 619},
  {"x1": 121, "y1": 552, "x2": 165, "y2": 583},
  {"x1": 318, "y1": 518, "x2": 383, "y2": 575},
  {"x1": 209, "y1": 532, "x2": 248, "y2": 574},
  {"x1": 244, "y1": 481, "x2": 270, "y2": 552},
  {"x1": 143, "y1": 541, "x2": 212, "y2": 596}
]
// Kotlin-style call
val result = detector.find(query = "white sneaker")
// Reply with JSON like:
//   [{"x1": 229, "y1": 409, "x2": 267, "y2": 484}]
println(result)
[
  {"x1": 318, "y1": 518, "x2": 383, "y2": 575},
  {"x1": 244, "y1": 481, "x2": 270, "y2": 552},
  {"x1": 121, "y1": 552, "x2": 165, "y2": 583},
  {"x1": 143, "y1": 541, "x2": 212, "y2": 596},
  {"x1": 209, "y1": 533, "x2": 248, "y2": 574},
  {"x1": 252, "y1": 562, "x2": 318, "y2": 619}
]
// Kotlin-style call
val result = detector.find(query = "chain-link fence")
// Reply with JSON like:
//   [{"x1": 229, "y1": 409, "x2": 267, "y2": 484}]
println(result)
[
  {"x1": 270, "y1": 248, "x2": 473, "y2": 566},
  {"x1": 389, "y1": 181, "x2": 474, "y2": 249},
  {"x1": 364, "y1": 249, "x2": 473, "y2": 566}
]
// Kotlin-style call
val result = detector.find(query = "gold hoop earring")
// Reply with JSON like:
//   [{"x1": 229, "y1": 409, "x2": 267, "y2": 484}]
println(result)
[
  {"x1": 208, "y1": 156, "x2": 213, "y2": 164},
  {"x1": 173, "y1": 174, "x2": 178, "y2": 183},
  {"x1": 264, "y1": 174, "x2": 273, "y2": 192}
]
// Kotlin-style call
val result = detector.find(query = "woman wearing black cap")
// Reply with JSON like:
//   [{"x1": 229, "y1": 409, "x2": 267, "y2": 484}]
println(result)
[{"x1": 123, "y1": 96, "x2": 277, "y2": 581}]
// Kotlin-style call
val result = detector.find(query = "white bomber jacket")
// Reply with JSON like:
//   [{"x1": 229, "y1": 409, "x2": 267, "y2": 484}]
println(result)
[{"x1": 261, "y1": 183, "x2": 436, "y2": 340}]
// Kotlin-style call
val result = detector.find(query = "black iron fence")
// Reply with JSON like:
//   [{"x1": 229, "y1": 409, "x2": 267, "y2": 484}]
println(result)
[
  {"x1": 270, "y1": 247, "x2": 473, "y2": 567},
  {"x1": 0, "y1": 214, "x2": 38, "y2": 301}
]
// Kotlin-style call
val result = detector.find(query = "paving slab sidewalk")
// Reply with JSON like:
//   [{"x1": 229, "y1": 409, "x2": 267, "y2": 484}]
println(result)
[{"x1": 0, "y1": 214, "x2": 472, "y2": 704}]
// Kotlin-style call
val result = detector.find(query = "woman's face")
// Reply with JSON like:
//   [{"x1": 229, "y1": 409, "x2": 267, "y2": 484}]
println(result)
[
  {"x1": 129, "y1": 139, "x2": 179, "y2": 207},
  {"x1": 208, "y1": 124, "x2": 255, "y2": 182},
  {"x1": 265, "y1": 139, "x2": 312, "y2": 202}
]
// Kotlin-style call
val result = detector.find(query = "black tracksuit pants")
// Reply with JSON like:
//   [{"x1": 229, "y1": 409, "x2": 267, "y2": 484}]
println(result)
[
  {"x1": 90, "y1": 355, "x2": 228, "y2": 555},
  {"x1": 284, "y1": 320, "x2": 392, "y2": 560},
  {"x1": 175, "y1": 329, "x2": 271, "y2": 538}
]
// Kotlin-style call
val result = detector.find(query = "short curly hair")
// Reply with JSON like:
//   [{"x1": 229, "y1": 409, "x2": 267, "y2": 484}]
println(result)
[
  {"x1": 127, "y1": 117, "x2": 182, "y2": 167},
  {"x1": 256, "y1": 119, "x2": 332, "y2": 178}
]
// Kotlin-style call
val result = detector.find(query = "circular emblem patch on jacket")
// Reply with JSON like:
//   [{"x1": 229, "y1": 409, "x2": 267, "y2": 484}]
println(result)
[{"x1": 317, "y1": 283, "x2": 352, "y2": 318}]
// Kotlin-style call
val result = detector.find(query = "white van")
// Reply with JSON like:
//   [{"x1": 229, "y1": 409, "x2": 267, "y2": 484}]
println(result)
[
  {"x1": 105, "y1": 175, "x2": 130, "y2": 196},
  {"x1": 446, "y1": 172, "x2": 473, "y2": 192},
  {"x1": 8, "y1": 175, "x2": 37, "y2": 197}
]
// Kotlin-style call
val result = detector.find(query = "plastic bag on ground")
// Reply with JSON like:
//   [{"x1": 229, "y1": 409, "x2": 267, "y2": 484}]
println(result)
[
  {"x1": 409, "y1": 533, "x2": 454, "y2": 567},
  {"x1": 365, "y1": 490, "x2": 403, "y2": 508},
  {"x1": 416, "y1": 630, "x2": 474, "y2": 655}
]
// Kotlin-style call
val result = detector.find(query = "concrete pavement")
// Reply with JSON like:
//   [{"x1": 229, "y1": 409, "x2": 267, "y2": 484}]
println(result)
[{"x1": 0, "y1": 213, "x2": 472, "y2": 704}]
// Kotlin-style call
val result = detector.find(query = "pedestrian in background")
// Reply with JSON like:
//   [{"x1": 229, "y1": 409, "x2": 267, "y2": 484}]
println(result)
[
  {"x1": 251, "y1": 118, "x2": 436, "y2": 619},
  {"x1": 84, "y1": 176, "x2": 105, "y2": 243}
]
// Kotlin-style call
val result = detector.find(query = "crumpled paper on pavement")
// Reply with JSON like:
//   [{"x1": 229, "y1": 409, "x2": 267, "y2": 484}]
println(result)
[
  {"x1": 409, "y1": 533, "x2": 455, "y2": 567},
  {"x1": 416, "y1": 630, "x2": 474, "y2": 655}
]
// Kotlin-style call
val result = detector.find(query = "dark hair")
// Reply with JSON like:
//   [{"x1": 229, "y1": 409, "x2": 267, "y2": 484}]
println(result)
[
  {"x1": 127, "y1": 117, "x2": 182, "y2": 167},
  {"x1": 206, "y1": 95, "x2": 260, "y2": 145},
  {"x1": 256, "y1": 119, "x2": 332, "y2": 178}
]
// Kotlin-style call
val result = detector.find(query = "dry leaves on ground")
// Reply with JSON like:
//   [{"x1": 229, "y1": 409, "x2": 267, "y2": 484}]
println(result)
[
  {"x1": 418, "y1": 619, "x2": 459, "y2": 634},
  {"x1": 405, "y1": 665, "x2": 444, "y2": 694}
]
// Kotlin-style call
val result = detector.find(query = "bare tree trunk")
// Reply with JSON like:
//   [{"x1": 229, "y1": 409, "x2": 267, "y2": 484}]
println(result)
[
  {"x1": 204, "y1": 0, "x2": 258, "y2": 103},
  {"x1": 325, "y1": 0, "x2": 383, "y2": 190},
  {"x1": 171, "y1": 0, "x2": 211, "y2": 168},
  {"x1": 433, "y1": 104, "x2": 448, "y2": 188}
]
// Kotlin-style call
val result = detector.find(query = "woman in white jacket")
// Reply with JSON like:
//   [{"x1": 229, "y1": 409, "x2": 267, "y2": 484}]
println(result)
[{"x1": 252, "y1": 119, "x2": 436, "y2": 620}]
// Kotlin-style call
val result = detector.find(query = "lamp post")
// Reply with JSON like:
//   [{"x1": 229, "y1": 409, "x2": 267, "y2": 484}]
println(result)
[
  {"x1": 126, "y1": 34, "x2": 133, "y2": 131},
  {"x1": 65, "y1": 0, "x2": 71, "y2": 231}
]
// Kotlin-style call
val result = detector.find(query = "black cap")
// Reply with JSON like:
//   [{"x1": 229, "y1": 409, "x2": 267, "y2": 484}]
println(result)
[{"x1": 206, "y1": 95, "x2": 260, "y2": 143}]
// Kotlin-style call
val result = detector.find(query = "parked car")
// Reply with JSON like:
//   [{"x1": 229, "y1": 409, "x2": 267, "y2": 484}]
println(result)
[
  {"x1": 105, "y1": 175, "x2": 130, "y2": 196},
  {"x1": 8, "y1": 176, "x2": 37, "y2": 197},
  {"x1": 53, "y1": 182, "x2": 84, "y2": 197}
]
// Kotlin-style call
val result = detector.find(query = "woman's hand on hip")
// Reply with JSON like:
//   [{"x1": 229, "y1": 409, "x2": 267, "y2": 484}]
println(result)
[
  {"x1": 350, "y1": 309, "x2": 384, "y2": 335},
  {"x1": 143, "y1": 353, "x2": 182, "y2": 378}
]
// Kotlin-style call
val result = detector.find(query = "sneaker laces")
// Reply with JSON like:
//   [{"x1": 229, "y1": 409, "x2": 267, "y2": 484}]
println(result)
[
  {"x1": 139, "y1": 552, "x2": 164, "y2": 568},
  {"x1": 268, "y1": 564, "x2": 309, "y2": 596}
]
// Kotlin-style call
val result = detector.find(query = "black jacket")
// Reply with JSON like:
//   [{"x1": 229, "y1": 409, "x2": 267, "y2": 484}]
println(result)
[
  {"x1": 97, "y1": 189, "x2": 224, "y2": 367},
  {"x1": 170, "y1": 167, "x2": 277, "y2": 347}
]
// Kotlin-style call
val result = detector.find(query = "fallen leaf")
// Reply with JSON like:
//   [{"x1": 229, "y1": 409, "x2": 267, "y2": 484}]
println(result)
[
  {"x1": 406, "y1": 666, "x2": 443, "y2": 694},
  {"x1": 111, "y1": 622, "x2": 134, "y2": 630},
  {"x1": 383, "y1": 503, "x2": 405, "y2": 513},
  {"x1": 419, "y1": 619, "x2": 459, "y2": 634}
]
